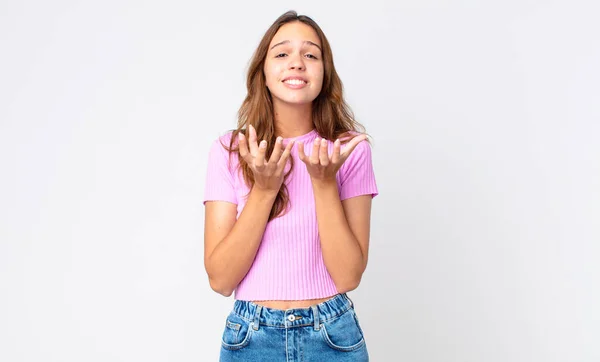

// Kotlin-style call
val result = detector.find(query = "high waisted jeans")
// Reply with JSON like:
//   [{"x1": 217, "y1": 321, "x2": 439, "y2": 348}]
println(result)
[{"x1": 219, "y1": 293, "x2": 369, "y2": 361}]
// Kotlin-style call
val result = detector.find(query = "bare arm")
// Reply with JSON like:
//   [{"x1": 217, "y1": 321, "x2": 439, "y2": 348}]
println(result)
[
  {"x1": 204, "y1": 188, "x2": 277, "y2": 296},
  {"x1": 298, "y1": 135, "x2": 373, "y2": 292},
  {"x1": 203, "y1": 125, "x2": 294, "y2": 297},
  {"x1": 311, "y1": 181, "x2": 371, "y2": 292}
]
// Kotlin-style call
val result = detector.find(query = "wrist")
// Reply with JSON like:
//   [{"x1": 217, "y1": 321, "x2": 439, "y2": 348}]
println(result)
[
  {"x1": 311, "y1": 177, "x2": 338, "y2": 191},
  {"x1": 251, "y1": 185, "x2": 279, "y2": 200}
]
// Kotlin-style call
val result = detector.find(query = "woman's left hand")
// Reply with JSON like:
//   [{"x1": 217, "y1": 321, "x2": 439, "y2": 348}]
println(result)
[{"x1": 298, "y1": 134, "x2": 368, "y2": 183}]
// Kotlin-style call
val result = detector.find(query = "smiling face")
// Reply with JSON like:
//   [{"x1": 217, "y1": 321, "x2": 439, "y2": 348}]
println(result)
[{"x1": 264, "y1": 21, "x2": 324, "y2": 108}]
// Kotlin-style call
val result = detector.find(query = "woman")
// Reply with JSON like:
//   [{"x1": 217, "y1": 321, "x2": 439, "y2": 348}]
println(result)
[{"x1": 203, "y1": 10, "x2": 378, "y2": 361}]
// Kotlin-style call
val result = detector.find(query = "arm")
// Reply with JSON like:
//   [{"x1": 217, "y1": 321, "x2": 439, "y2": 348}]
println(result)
[
  {"x1": 203, "y1": 125, "x2": 294, "y2": 297},
  {"x1": 204, "y1": 188, "x2": 277, "y2": 297},
  {"x1": 298, "y1": 135, "x2": 377, "y2": 293},
  {"x1": 311, "y1": 180, "x2": 372, "y2": 292}
]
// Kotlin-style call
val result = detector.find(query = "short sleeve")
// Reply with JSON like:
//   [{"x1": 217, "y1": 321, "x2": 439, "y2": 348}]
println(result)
[
  {"x1": 339, "y1": 140, "x2": 379, "y2": 200},
  {"x1": 203, "y1": 136, "x2": 238, "y2": 205}
]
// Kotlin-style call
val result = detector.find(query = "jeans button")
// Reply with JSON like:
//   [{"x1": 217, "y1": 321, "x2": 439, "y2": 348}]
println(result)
[{"x1": 287, "y1": 315, "x2": 295, "y2": 321}]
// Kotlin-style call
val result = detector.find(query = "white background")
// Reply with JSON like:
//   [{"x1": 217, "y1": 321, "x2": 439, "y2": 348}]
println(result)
[{"x1": 1, "y1": 1, "x2": 599, "y2": 361}]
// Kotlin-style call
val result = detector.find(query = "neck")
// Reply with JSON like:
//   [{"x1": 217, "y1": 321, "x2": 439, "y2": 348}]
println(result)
[{"x1": 273, "y1": 100, "x2": 314, "y2": 138}]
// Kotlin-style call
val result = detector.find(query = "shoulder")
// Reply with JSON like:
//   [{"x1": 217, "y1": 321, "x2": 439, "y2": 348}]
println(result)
[
  {"x1": 338, "y1": 136, "x2": 374, "y2": 181},
  {"x1": 344, "y1": 137, "x2": 373, "y2": 164},
  {"x1": 207, "y1": 131, "x2": 241, "y2": 167},
  {"x1": 208, "y1": 131, "x2": 236, "y2": 153},
  {"x1": 212, "y1": 130, "x2": 236, "y2": 147}
]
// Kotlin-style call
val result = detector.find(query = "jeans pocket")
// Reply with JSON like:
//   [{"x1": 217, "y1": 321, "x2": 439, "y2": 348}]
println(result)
[
  {"x1": 221, "y1": 312, "x2": 254, "y2": 351},
  {"x1": 319, "y1": 308, "x2": 365, "y2": 352}
]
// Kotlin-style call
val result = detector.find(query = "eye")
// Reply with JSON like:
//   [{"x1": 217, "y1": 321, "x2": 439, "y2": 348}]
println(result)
[
  {"x1": 275, "y1": 53, "x2": 287, "y2": 58},
  {"x1": 305, "y1": 54, "x2": 318, "y2": 60}
]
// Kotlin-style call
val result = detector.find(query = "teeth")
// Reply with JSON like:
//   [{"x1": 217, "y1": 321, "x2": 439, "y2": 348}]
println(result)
[{"x1": 284, "y1": 79, "x2": 306, "y2": 85}]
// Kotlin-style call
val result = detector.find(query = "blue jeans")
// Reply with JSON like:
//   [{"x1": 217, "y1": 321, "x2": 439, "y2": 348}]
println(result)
[{"x1": 219, "y1": 293, "x2": 369, "y2": 361}]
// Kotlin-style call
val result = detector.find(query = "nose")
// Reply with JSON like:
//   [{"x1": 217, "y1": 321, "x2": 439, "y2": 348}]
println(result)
[{"x1": 288, "y1": 53, "x2": 305, "y2": 71}]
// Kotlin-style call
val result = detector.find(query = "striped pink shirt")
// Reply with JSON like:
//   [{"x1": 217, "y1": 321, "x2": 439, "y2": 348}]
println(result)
[{"x1": 203, "y1": 129, "x2": 378, "y2": 301}]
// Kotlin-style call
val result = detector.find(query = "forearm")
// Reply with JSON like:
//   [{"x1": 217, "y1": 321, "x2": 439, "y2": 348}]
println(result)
[
  {"x1": 311, "y1": 179, "x2": 365, "y2": 292},
  {"x1": 206, "y1": 187, "x2": 277, "y2": 295}
]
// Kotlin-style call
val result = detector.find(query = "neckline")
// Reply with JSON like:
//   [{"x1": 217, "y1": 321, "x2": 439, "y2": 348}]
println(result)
[{"x1": 281, "y1": 129, "x2": 318, "y2": 142}]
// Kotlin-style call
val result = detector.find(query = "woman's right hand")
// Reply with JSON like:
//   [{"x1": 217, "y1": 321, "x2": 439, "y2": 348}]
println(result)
[{"x1": 238, "y1": 124, "x2": 295, "y2": 193}]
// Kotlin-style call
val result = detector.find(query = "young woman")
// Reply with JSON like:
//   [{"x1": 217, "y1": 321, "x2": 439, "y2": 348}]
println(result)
[{"x1": 203, "y1": 10, "x2": 378, "y2": 361}]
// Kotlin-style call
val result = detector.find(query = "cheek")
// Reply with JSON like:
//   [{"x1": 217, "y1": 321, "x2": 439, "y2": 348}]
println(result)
[
  {"x1": 312, "y1": 67, "x2": 325, "y2": 89},
  {"x1": 264, "y1": 63, "x2": 284, "y2": 87},
  {"x1": 313, "y1": 63, "x2": 324, "y2": 79}
]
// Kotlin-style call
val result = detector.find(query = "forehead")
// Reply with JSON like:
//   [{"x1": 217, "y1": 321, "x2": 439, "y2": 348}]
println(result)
[{"x1": 269, "y1": 21, "x2": 321, "y2": 47}]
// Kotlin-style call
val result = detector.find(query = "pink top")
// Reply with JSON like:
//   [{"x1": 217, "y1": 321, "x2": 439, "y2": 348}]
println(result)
[{"x1": 203, "y1": 129, "x2": 378, "y2": 301}]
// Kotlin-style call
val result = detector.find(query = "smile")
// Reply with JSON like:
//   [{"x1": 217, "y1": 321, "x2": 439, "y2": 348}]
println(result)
[{"x1": 283, "y1": 79, "x2": 308, "y2": 89}]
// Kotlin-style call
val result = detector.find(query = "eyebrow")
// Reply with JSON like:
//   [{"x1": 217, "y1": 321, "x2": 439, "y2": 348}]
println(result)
[{"x1": 270, "y1": 40, "x2": 322, "y2": 53}]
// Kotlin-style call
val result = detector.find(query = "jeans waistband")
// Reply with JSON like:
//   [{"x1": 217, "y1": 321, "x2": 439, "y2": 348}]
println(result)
[{"x1": 231, "y1": 293, "x2": 354, "y2": 331}]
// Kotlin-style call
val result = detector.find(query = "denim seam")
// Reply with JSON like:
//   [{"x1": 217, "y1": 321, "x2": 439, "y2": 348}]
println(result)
[
  {"x1": 231, "y1": 312, "x2": 253, "y2": 323},
  {"x1": 231, "y1": 301, "x2": 352, "y2": 326},
  {"x1": 300, "y1": 327, "x2": 304, "y2": 361},
  {"x1": 319, "y1": 305, "x2": 352, "y2": 323},
  {"x1": 320, "y1": 323, "x2": 366, "y2": 352},
  {"x1": 285, "y1": 327, "x2": 289, "y2": 362}
]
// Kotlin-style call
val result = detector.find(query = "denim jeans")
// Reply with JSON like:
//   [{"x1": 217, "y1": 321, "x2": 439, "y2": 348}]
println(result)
[{"x1": 219, "y1": 293, "x2": 369, "y2": 361}]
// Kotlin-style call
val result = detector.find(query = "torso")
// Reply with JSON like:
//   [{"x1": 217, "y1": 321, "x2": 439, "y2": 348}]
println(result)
[
  {"x1": 252, "y1": 296, "x2": 335, "y2": 310},
  {"x1": 221, "y1": 131, "x2": 346, "y2": 303}
]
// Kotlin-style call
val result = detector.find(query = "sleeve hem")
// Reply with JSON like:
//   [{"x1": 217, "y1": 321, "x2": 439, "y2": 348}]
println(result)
[
  {"x1": 203, "y1": 198, "x2": 238, "y2": 205},
  {"x1": 339, "y1": 190, "x2": 379, "y2": 201}
]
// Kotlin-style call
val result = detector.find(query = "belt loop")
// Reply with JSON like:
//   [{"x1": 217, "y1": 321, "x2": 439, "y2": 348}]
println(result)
[
  {"x1": 311, "y1": 305, "x2": 320, "y2": 331},
  {"x1": 252, "y1": 305, "x2": 262, "y2": 331},
  {"x1": 343, "y1": 293, "x2": 354, "y2": 308}
]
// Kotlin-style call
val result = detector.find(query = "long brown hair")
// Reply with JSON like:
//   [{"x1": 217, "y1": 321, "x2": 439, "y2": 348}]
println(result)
[{"x1": 225, "y1": 10, "x2": 366, "y2": 221}]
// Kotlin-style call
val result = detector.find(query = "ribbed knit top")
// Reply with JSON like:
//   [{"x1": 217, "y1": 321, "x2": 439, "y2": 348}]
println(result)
[{"x1": 203, "y1": 129, "x2": 378, "y2": 301}]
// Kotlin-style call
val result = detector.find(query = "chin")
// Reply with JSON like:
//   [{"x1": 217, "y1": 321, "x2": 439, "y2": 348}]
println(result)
[
  {"x1": 287, "y1": 97, "x2": 314, "y2": 103},
  {"x1": 274, "y1": 94, "x2": 319, "y2": 106}
]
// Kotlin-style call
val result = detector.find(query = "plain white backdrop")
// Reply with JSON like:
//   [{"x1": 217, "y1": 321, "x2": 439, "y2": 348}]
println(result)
[{"x1": 1, "y1": 0, "x2": 599, "y2": 361}]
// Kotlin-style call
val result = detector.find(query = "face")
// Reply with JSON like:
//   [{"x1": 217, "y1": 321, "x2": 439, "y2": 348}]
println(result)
[{"x1": 264, "y1": 21, "x2": 324, "y2": 107}]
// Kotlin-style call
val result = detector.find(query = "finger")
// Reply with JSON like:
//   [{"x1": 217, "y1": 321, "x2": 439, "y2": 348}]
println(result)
[
  {"x1": 248, "y1": 124, "x2": 258, "y2": 156},
  {"x1": 277, "y1": 140, "x2": 295, "y2": 170},
  {"x1": 310, "y1": 137, "x2": 321, "y2": 165},
  {"x1": 340, "y1": 134, "x2": 368, "y2": 161},
  {"x1": 255, "y1": 140, "x2": 267, "y2": 169},
  {"x1": 238, "y1": 132, "x2": 251, "y2": 162},
  {"x1": 268, "y1": 136, "x2": 283, "y2": 164},
  {"x1": 331, "y1": 139, "x2": 341, "y2": 164},
  {"x1": 297, "y1": 141, "x2": 307, "y2": 163},
  {"x1": 319, "y1": 138, "x2": 329, "y2": 166}
]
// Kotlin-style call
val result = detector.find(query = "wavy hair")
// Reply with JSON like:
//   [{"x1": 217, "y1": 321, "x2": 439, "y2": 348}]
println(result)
[{"x1": 224, "y1": 10, "x2": 366, "y2": 221}]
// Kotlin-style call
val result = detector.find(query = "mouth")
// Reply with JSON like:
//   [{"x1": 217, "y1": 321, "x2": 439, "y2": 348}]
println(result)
[
  {"x1": 282, "y1": 79, "x2": 308, "y2": 85},
  {"x1": 282, "y1": 78, "x2": 308, "y2": 89}
]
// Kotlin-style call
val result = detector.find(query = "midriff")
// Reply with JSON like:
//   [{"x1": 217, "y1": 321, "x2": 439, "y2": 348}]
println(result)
[{"x1": 252, "y1": 296, "x2": 335, "y2": 310}]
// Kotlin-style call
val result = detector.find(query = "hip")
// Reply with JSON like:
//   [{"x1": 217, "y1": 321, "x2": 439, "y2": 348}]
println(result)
[{"x1": 219, "y1": 293, "x2": 369, "y2": 361}]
